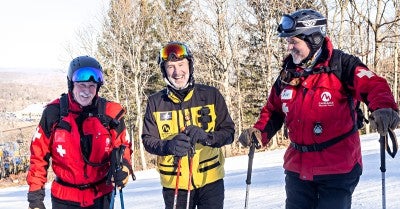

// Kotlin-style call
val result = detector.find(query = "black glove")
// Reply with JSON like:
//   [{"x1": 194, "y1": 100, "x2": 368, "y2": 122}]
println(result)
[
  {"x1": 165, "y1": 133, "x2": 191, "y2": 157},
  {"x1": 238, "y1": 127, "x2": 262, "y2": 148},
  {"x1": 114, "y1": 164, "x2": 130, "y2": 189},
  {"x1": 27, "y1": 189, "x2": 46, "y2": 209},
  {"x1": 184, "y1": 125, "x2": 210, "y2": 145},
  {"x1": 369, "y1": 108, "x2": 400, "y2": 136}
]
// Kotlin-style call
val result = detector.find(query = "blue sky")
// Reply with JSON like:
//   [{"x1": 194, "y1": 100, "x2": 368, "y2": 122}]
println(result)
[{"x1": 0, "y1": 0, "x2": 108, "y2": 71}]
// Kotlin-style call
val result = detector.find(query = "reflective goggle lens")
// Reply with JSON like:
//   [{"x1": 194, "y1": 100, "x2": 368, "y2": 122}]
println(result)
[
  {"x1": 278, "y1": 15, "x2": 296, "y2": 32},
  {"x1": 72, "y1": 67, "x2": 103, "y2": 83},
  {"x1": 160, "y1": 43, "x2": 189, "y2": 61}
]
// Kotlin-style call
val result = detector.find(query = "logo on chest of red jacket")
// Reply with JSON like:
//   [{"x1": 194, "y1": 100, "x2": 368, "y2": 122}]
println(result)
[{"x1": 319, "y1": 91, "x2": 334, "y2": 107}]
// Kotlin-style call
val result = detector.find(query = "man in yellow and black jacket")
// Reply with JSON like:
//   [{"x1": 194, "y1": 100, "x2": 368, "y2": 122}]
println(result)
[{"x1": 142, "y1": 41, "x2": 235, "y2": 209}]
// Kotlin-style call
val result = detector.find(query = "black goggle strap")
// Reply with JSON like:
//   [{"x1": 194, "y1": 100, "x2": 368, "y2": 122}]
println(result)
[
  {"x1": 296, "y1": 19, "x2": 327, "y2": 28},
  {"x1": 278, "y1": 15, "x2": 327, "y2": 33}
]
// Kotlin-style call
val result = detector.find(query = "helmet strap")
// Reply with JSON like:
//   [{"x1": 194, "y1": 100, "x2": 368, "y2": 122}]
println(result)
[
  {"x1": 299, "y1": 47, "x2": 322, "y2": 69},
  {"x1": 297, "y1": 33, "x2": 324, "y2": 66},
  {"x1": 163, "y1": 76, "x2": 193, "y2": 90}
]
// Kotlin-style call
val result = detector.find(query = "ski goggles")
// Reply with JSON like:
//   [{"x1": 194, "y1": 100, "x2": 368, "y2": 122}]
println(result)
[
  {"x1": 159, "y1": 43, "x2": 189, "y2": 61},
  {"x1": 277, "y1": 15, "x2": 327, "y2": 33},
  {"x1": 72, "y1": 67, "x2": 104, "y2": 83},
  {"x1": 279, "y1": 69, "x2": 300, "y2": 86}
]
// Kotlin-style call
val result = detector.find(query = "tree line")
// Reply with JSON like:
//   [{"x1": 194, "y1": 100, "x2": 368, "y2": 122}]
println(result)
[{"x1": 77, "y1": 0, "x2": 400, "y2": 170}]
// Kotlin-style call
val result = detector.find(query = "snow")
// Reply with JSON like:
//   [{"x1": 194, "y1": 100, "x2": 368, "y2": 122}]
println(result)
[{"x1": 1, "y1": 130, "x2": 399, "y2": 209}]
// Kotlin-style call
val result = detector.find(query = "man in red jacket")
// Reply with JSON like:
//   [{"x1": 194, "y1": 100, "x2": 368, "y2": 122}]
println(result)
[
  {"x1": 26, "y1": 56, "x2": 133, "y2": 209},
  {"x1": 239, "y1": 9, "x2": 399, "y2": 209}
]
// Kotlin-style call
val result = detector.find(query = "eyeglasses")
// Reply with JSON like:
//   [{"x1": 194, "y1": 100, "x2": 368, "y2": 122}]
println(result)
[
  {"x1": 72, "y1": 67, "x2": 103, "y2": 83},
  {"x1": 277, "y1": 15, "x2": 327, "y2": 33},
  {"x1": 159, "y1": 43, "x2": 189, "y2": 61}
]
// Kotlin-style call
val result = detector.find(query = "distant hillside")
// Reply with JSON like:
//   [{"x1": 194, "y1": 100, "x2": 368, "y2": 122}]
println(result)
[{"x1": 0, "y1": 70, "x2": 66, "y2": 144}]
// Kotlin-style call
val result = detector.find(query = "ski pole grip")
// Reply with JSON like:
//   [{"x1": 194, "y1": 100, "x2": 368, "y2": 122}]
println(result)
[
  {"x1": 379, "y1": 135, "x2": 386, "y2": 173},
  {"x1": 251, "y1": 132, "x2": 261, "y2": 149},
  {"x1": 246, "y1": 142, "x2": 256, "y2": 185}
]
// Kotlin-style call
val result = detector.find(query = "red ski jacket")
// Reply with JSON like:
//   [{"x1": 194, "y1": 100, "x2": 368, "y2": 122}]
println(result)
[
  {"x1": 27, "y1": 93, "x2": 132, "y2": 207},
  {"x1": 254, "y1": 37, "x2": 398, "y2": 180}
]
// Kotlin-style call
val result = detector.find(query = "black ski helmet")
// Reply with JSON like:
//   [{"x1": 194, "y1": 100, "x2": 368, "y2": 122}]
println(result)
[
  {"x1": 67, "y1": 55, "x2": 104, "y2": 92},
  {"x1": 278, "y1": 9, "x2": 327, "y2": 38},
  {"x1": 278, "y1": 9, "x2": 327, "y2": 62},
  {"x1": 157, "y1": 41, "x2": 194, "y2": 79}
]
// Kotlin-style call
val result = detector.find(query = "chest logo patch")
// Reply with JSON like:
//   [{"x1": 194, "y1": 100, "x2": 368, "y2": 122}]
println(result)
[
  {"x1": 319, "y1": 91, "x2": 334, "y2": 107},
  {"x1": 160, "y1": 112, "x2": 172, "y2": 121},
  {"x1": 281, "y1": 89, "x2": 293, "y2": 100},
  {"x1": 162, "y1": 124, "x2": 171, "y2": 133}
]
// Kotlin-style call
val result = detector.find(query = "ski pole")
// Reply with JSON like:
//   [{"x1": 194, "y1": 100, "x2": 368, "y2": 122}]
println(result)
[
  {"x1": 173, "y1": 127, "x2": 190, "y2": 209},
  {"x1": 119, "y1": 188, "x2": 125, "y2": 209},
  {"x1": 117, "y1": 146, "x2": 126, "y2": 209},
  {"x1": 186, "y1": 147, "x2": 195, "y2": 209},
  {"x1": 108, "y1": 145, "x2": 126, "y2": 209},
  {"x1": 379, "y1": 129, "x2": 398, "y2": 209},
  {"x1": 379, "y1": 134, "x2": 386, "y2": 209},
  {"x1": 109, "y1": 186, "x2": 124, "y2": 209},
  {"x1": 110, "y1": 186, "x2": 116, "y2": 209},
  {"x1": 244, "y1": 133, "x2": 261, "y2": 209},
  {"x1": 173, "y1": 157, "x2": 182, "y2": 209}
]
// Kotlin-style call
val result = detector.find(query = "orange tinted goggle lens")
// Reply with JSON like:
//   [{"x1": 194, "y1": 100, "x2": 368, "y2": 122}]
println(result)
[{"x1": 160, "y1": 43, "x2": 188, "y2": 61}]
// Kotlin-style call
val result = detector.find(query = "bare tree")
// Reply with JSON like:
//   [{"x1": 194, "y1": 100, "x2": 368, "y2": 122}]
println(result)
[
  {"x1": 189, "y1": 0, "x2": 247, "y2": 156},
  {"x1": 97, "y1": 0, "x2": 161, "y2": 170},
  {"x1": 79, "y1": 0, "x2": 400, "y2": 170},
  {"x1": 350, "y1": 0, "x2": 400, "y2": 72}
]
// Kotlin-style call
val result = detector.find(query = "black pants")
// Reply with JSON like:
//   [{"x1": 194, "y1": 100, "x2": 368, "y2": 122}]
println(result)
[
  {"x1": 162, "y1": 179, "x2": 224, "y2": 209},
  {"x1": 285, "y1": 165, "x2": 361, "y2": 209},
  {"x1": 51, "y1": 192, "x2": 112, "y2": 209}
]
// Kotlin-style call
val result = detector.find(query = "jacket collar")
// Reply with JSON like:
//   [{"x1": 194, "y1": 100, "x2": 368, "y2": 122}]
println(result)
[{"x1": 166, "y1": 87, "x2": 194, "y2": 103}]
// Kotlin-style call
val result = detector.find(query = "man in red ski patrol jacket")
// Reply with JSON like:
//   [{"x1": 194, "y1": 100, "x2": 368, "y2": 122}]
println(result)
[
  {"x1": 27, "y1": 56, "x2": 133, "y2": 209},
  {"x1": 239, "y1": 9, "x2": 400, "y2": 209}
]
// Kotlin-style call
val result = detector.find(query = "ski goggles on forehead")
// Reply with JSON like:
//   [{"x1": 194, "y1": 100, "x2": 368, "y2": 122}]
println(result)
[
  {"x1": 278, "y1": 15, "x2": 327, "y2": 33},
  {"x1": 72, "y1": 67, "x2": 104, "y2": 83},
  {"x1": 159, "y1": 43, "x2": 189, "y2": 61}
]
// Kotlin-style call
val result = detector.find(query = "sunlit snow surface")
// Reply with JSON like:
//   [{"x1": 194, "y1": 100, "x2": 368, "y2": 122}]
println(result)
[{"x1": 1, "y1": 130, "x2": 399, "y2": 209}]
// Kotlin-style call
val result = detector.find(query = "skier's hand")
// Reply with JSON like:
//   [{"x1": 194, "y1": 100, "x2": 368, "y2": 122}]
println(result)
[
  {"x1": 113, "y1": 164, "x2": 130, "y2": 189},
  {"x1": 165, "y1": 133, "x2": 191, "y2": 157},
  {"x1": 184, "y1": 125, "x2": 210, "y2": 145},
  {"x1": 239, "y1": 127, "x2": 262, "y2": 148},
  {"x1": 369, "y1": 108, "x2": 400, "y2": 136},
  {"x1": 28, "y1": 189, "x2": 46, "y2": 209}
]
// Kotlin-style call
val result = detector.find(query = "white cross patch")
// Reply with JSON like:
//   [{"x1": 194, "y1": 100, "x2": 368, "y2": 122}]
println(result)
[
  {"x1": 57, "y1": 145, "x2": 66, "y2": 157},
  {"x1": 356, "y1": 69, "x2": 374, "y2": 78},
  {"x1": 32, "y1": 127, "x2": 41, "y2": 142}
]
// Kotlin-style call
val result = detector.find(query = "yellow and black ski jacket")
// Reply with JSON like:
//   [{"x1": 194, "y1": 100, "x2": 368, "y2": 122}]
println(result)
[{"x1": 142, "y1": 84, "x2": 235, "y2": 189}]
